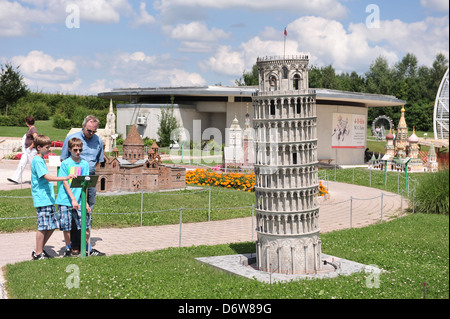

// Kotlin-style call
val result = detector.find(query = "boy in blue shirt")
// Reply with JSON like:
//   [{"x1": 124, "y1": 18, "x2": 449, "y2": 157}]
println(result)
[
  {"x1": 31, "y1": 135, "x2": 77, "y2": 260},
  {"x1": 56, "y1": 137, "x2": 91, "y2": 257},
  {"x1": 56, "y1": 138, "x2": 91, "y2": 257}
]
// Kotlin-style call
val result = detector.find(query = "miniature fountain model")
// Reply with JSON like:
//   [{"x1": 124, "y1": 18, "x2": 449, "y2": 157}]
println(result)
[{"x1": 252, "y1": 55, "x2": 321, "y2": 274}]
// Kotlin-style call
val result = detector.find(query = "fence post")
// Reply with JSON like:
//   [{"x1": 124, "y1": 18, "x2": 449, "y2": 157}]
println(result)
[
  {"x1": 179, "y1": 206, "x2": 183, "y2": 247},
  {"x1": 380, "y1": 193, "x2": 383, "y2": 222},
  {"x1": 140, "y1": 190, "x2": 144, "y2": 226},
  {"x1": 208, "y1": 186, "x2": 211, "y2": 221},
  {"x1": 350, "y1": 196, "x2": 353, "y2": 229}
]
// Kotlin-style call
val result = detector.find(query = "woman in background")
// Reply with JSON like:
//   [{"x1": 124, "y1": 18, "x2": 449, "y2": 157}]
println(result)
[{"x1": 8, "y1": 116, "x2": 38, "y2": 184}]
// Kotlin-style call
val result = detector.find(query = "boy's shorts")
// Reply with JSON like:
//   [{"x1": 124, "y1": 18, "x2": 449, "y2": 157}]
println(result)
[
  {"x1": 72, "y1": 208, "x2": 92, "y2": 230},
  {"x1": 36, "y1": 205, "x2": 59, "y2": 231},
  {"x1": 58, "y1": 205, "x2": 76, "y2": 231}
]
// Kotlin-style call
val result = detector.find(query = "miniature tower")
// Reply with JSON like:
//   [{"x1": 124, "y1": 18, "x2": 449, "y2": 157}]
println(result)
[
  {"x1": 396, "y1": 106, "x2": 408, "y2": 158},
  {"x1": 224, "y1": 115, "x2": 244, "y2": 168},
  {"x1": 122, "y1": 124, "x2": 145, "y2": 164},
  {"x1": 103, "y1": 99, "x2": 116, "y2": 152},
  {"x1": 384, "y1": 129, "x2": 395, "y2": 157},
  {"x1": 407, "y1": 127, "x2": 422, "y2": 171},
  {"x1": 426, "y1": 144, "x2": 439, "y2": 172},
  {"x1": 253, "y1": 55, "x2": 321, "y2": 274}
]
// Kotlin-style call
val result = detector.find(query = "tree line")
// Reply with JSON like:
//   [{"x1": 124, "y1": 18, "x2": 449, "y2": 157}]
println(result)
[
  {"x1": 236, "y1": 53, "x2": 448, "y2": 132},
  {"x1": 0, "y1": 62, "x2": 111, "y2": 128},
  {"x1": 2, "y1": 52, "x2": 448, "y2": 133}
]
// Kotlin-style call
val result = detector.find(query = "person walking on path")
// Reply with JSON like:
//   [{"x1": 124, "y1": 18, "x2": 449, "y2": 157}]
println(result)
[
  {"x1": 60, "y1": 115, "x2": 105, "y2": 255},
  {"x1": 8, "y1": 116, "x2": 38, "y2": 184}
]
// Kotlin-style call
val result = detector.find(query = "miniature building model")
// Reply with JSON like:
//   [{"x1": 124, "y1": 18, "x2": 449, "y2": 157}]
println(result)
[
  {"x1": 253, "y1": 55, "x2": 321, "y2": 274},
  {"x1": 378, "y1": 106, "x2": 439, "y2": 172},
  {"x1": 223, "y1": 115, "x2": 244, "y2": 168},
  {"x1": 223, "y1": 109, "x2": 255, "y2": 168},
  {"x1": 95, "y1": 124, "x2": 186, "y2": 192}
]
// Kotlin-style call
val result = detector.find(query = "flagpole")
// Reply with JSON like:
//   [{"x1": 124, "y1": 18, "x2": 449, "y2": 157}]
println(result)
[{"x1": 283, "y1": 27, "x2": 287, "y2": 58}]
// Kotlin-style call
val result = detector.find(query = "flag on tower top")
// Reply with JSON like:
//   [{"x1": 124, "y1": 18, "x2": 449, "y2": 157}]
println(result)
[{"x1": 284, "y1": 28, "x2": 287, "y2": 36}]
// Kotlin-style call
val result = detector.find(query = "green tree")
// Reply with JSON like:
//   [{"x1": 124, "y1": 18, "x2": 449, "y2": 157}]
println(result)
[
  {"x1": 365, "y1": 56, "x2": 394, "y2": 95},
  {"x1": 157, "y1": 96, "x2": 180, "y2": 147},
  {"x1": 235, "y1": 64, "x2": 259, "y2": 86},
  {"x1": 0, "y1": 62, "x2": 29, "y2": 115}
]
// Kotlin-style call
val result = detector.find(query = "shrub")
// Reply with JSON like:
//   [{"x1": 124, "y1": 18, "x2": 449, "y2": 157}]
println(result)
[
  {"x1": 0, "y1": 115, "x2": 16, "y2": 126},
  {"x1": 12, "y1": 100, "x2": 50, "y2": 121},
  {"x1": 411, "y1": 168, "x2": 449, "y2": 214},
  {"x1": 53, "y1": 112, "x2": 73, "y2": 129}
]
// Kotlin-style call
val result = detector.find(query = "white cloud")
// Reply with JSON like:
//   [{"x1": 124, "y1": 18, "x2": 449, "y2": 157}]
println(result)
[
  {"x1": 348, "y1": 16, "x2": 449, "y2": 68},
  {"x1": 165, "y1": 22, "x2": 230, "y2": 42},
  {"x1": 154, "y1": 0, "x2": 348, "y2": 19},
  {"x1": 101, "y1": 51, "x2": 207, "y2": 87},
  {"x1": 9, "y1": 50, "x2": 82, "y2": 92},
  {"x1": 88, "y1": 79, "x2": 110, "y2": 94},
  {"x1": 200, "y1": 46, "x2": 245, "y2": 76},
  {"x1": 420, "y1": 0, "x2": 449, "y2": 12},
  {"x1": 0, "y1": 1, "x2": 54, "y2": 37},
  {"x1": 130, "y1": 2, "x2": 156, "y2": 28},
  {"x1": 0, "y1": 0, "x2": 134, "y2": 37},
  {"x1": 202, "y1": 14, "x2": 448, "y2": 81},
  {"x1": 163, "y1": 21, "x2": 231, "y2": 53}
]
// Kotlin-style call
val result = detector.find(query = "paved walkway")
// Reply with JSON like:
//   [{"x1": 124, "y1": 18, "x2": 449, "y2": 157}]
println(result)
[{"x1": 0, "y1": 158, "x2": 408, "y2": 298}]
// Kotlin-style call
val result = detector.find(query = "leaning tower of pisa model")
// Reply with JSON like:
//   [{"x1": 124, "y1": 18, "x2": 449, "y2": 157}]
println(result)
[{"x1": 253, "y1": 55, "x2": 321, "y2": 274}]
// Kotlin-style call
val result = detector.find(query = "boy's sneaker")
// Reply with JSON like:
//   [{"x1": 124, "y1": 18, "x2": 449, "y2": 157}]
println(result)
[
  {"x1": 32, "y1": 251, "x2": 48, "y2": 260},
  {"x1": 88, "y1": 249, "x2": 105, "y2": 256},
  {"x1": 32, "y1": 250, "x2": 52, "y2": 259},
  {"x1": 63, "y1": 248, "x2": 72, "y2": 257}
]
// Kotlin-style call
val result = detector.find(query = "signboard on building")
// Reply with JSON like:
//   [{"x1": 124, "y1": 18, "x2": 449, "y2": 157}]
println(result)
[{"x1": 331, "y1": 113, "x2": 366, "y2": 148}]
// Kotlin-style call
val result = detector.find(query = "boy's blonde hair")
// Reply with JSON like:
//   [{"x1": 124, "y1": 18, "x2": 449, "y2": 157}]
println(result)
[
  {"x1": 68, "y1": 137, "x2": 83, "y2": 150},
  {"x1": 33, "y1": 135, "x2": 51, "y2": 149}
]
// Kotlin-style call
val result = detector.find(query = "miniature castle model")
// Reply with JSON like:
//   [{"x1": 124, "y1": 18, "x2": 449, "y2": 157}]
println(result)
[
  {"x1": 95, "y1": 124, "x2": 186, "y2": 192},
  {"x1": 253, "y1": 55, "x2": 321, "y2": 274},
  {"x1": 376, "y1": 106, "x2": 439, "y2": 172}
]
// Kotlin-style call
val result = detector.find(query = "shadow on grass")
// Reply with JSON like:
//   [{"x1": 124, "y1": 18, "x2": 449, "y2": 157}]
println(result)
[{"x1": 229, "y1": 242, "x2": 255, "y2": 255}]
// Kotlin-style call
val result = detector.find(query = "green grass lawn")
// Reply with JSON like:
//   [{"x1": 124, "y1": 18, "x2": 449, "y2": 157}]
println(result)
[
  {"x1": 3, "y1": 213, "x2": 448, "y2": 299},
  {"x1": 0, "y1": 187, "x2": 255, "y2": 233},
  {"x1": 0, "y1": 118, "x2": 70, "y2": 142},
  {"x1": 0, "y1": 167, "x2": 439, "y2": 233}
]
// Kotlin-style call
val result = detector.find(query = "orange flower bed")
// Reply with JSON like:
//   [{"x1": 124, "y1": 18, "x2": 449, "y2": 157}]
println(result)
[
  {"x1": 319, "y1": 181, "x2": 328, "y2": 196},
  {"x1": 186, "y1": 169, "x2": 255, "y2": 192},
  {"x1": 186, "y1": 168, "x2": 329, "y2": 196}
]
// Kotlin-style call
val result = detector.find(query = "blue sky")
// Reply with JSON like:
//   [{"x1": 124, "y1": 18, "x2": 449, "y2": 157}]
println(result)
[{"x1": 0, "y1": 0, "x2": 448, "y2": 95}]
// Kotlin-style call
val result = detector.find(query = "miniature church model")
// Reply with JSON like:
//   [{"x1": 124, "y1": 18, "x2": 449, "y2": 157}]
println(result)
[
  {"x1": 377, "y1": 106, "x2": 439, "y2": 172},
  {"x1": 253, "y1": 55, "x2": 321, "y2": 274},
  {"x1": 95, "y1": 124, "x2": 186, "y2": 192}
]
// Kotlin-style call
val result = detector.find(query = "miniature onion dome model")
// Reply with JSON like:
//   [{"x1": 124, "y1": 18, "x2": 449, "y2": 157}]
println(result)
[
  {"x1": 386, "y1": 129, "x2": 394, "y2": 140},
  {"x1": 407, "y1": 127, "x2": 419, "y2": 144}
]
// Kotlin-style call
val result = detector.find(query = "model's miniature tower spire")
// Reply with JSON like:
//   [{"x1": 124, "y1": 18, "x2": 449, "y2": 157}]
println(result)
[{"x1": 253, "y1": 55, "x2": 321, "y2": 274}]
